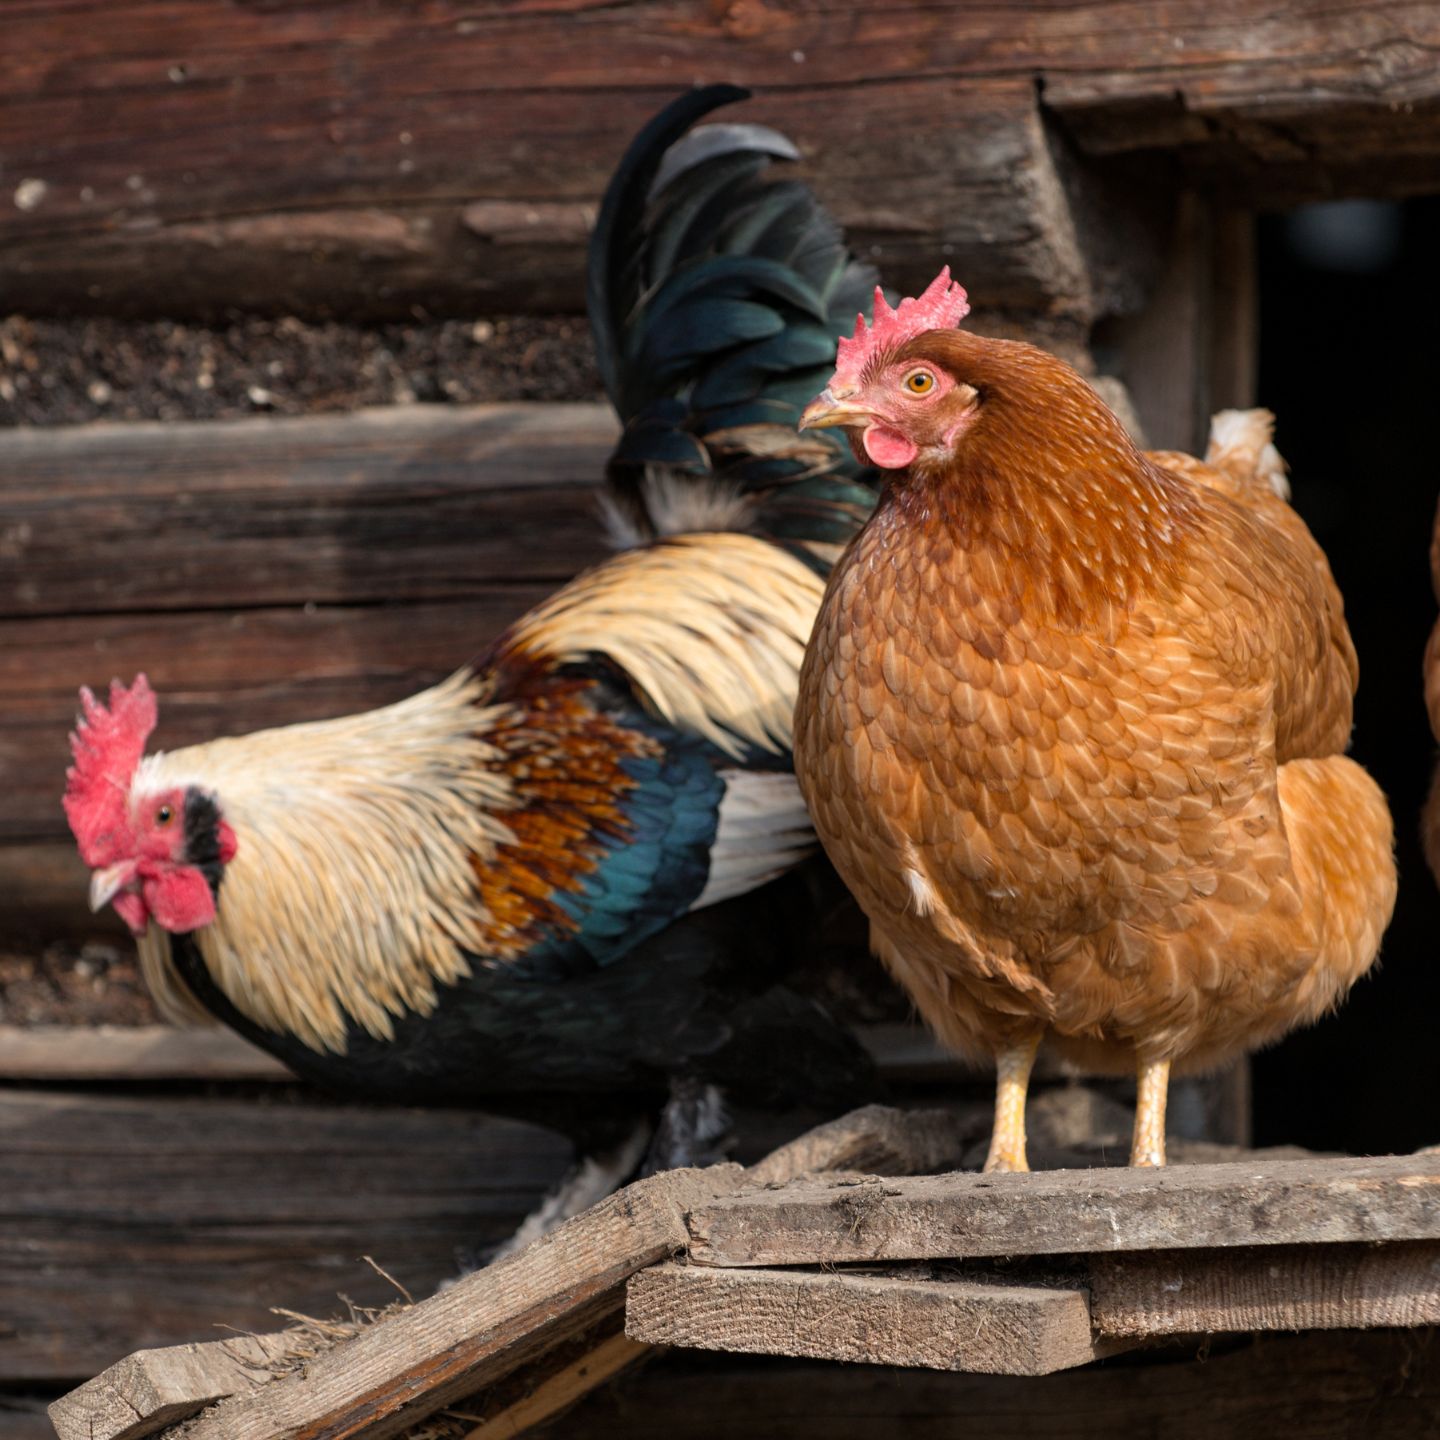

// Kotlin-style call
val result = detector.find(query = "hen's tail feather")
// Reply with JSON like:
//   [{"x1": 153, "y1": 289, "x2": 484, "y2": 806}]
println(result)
[
  {"x1": 1205, "y1": 408, "x2": 1291, "y2": 500},
  {"x1": 589, "y1": 84, "x2": 881, "y2": 560}
]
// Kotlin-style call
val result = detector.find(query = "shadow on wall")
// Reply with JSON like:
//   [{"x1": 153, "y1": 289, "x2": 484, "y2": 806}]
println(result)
[{"x1": 1252, "y1": 194, "x2": 1440, "y2": 1155}]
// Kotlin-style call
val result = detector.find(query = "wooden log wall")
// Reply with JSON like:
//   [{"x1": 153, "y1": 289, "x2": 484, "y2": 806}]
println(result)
[
  {"x1": 3, "y1": 3, "x2": 1434, "y2": 930},
  {"x1": 1, "y1": 1, "x2": 1436, "y2": 324},
  {"x1": 0, "y1": 1087, "x2": 571, "y2": 1385}
]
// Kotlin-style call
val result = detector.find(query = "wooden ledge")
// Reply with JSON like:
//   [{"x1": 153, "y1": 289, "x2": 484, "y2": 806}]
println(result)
[{"x1": 685, "y1": 1154, "x2": 1440, "y2": 1267}]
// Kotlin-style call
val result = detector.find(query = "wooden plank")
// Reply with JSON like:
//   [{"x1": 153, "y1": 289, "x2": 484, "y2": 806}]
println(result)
[
  {"x1": 48, "y1": 1332, "x2": 297, "y2": 1440},
  {"x1": 1090, "y1": 1239, "x2": 1440, "y2": 1337},
  {"x1": 0, "y1": 1024, "x2": 292, "y2": 1082},
  {"x1": 532, "y1": 1328, "x2": 1440, "y2": 1438},
  {"x1": 0, "y1": 1088, "x2": 571, "y2": 1384},
  {"x1": 3, "y1": 3, "x2": 1435, "y2": 322},
  {"x1": 684, "y1": 1155, "x2": 1440, "y2": 1268},
  {"x1": 626, "y1": 1264, "x2": 1110, "y2": 1376},
  {"x1": 170, "y1": 1166, "x2": 742, "y2": 1440},
  {"x1": 0, "y1": 1023, "x2": 955, "y2": 1089},
  {"x1": 0, "y1": 404, "x2": 615, "y2": 619}
]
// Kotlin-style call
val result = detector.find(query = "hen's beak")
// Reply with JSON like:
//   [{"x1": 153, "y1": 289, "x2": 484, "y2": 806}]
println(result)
[
  {"x1": 799, "y1": 388, "x2": 873, "y2": 431},
  {"x1": 89, "y1": 860, "x2": 138, "y2": 913}
]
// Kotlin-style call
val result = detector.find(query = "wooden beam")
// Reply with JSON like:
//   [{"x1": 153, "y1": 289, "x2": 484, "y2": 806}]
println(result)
[
  {"x1": 0, "y1": 404, "x2": 615, "y2": 620},
  {"x1": 0, "y1": 1088, "x2": 571, "y2": 1384},
  {"x1": 683, "y1": 1154, "x2": 1440, "y2": 1268},
  {"x1": 5, "y1": 2, "x2": 1432, "y2": 321},
  {"x1": 48, "y1": 1332, "x2": 297, "y2": 1440},
  {"x1": 1089, "y1": 1239, "x2": 1440, "y2": 1337},
  {"x1": 626, "y1": 1264, "x2": 1116, "y2": 1376},
  {"x1": 0, "y1": 1025, "x2": 292, "y2": 1083}
]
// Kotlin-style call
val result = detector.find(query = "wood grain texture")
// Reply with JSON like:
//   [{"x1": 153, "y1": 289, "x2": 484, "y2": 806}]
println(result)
[
  {"x1": 1089, "y1": 1239, "x2": 1440, "y2": 1336},
  {"x1": 534, "y1": 1329, "x2": 1440, "y2": 1439},
  {"x1": 0, "y1": 1088, "x2": 571, "y2": 1384},
  {"x1": 0, "y1": 404, "x2": 615, "y2": 618},
  {"x1": 0, "y1": 1024, "x2": 292, "y2": 1082},
  {"x1": 7, "y1": 1, "x2": 1432, "y2": 320},
  {"x1": 172, "y1": 1165, "x2": 742, "y2": 1440},
  {"x1": 684, "y1": 1155, "x2": 1440, "y2": 1267},
  {"x1": 49, "y1": 1332, "x2": 297, "y2": 1440},
  {"x1": 626, "y1": 1264, "x2": 1110, "y2": 1375}
]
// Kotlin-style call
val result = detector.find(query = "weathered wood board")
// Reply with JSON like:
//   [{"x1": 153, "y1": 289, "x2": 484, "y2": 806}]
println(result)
[
  {"x1": 0, "y1": 1088, "x2": 571, "y2": 1384},
  {"x1": 626, "y1": 1264, "x2": 1113, "y2": 1375},
  {"x1": 684, "y1": 1155, "x2": 1440, "y2": 1267},
  {"x1": 1090, "y1": 1239, "x2": 1440, "y2": 1336},
  {"x1": 3, "y1": 2, "x2": 1436, "y2": 320},
  {"x1": 0, "y1": 1024, "x2": 291, "y2": 1082},
  {"x1": 48, "y1": 1332, "x2": 301, "y2": 1440},
  {"x1": 0, "y1": 404, "x2": 614, "y2": 617}
]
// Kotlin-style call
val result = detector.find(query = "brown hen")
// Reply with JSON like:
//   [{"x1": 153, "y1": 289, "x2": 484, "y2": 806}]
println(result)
[{"x1": 794, "y1": 272, "x2": 1396, "y2": 1170}]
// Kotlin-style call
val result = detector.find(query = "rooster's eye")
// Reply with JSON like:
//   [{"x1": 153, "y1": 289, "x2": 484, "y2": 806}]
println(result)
[
  {"x1": 904, "y1": 370, "x2": 935, "y2": 395},
  {"x1": 156, "y1": 804, "x2": 174, "y2": 827}
]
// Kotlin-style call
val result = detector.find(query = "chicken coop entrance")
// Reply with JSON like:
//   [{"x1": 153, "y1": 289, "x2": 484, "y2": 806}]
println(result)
[{"x1": 1250, "y1": 194, "x2": 1440, "y2": 1156}]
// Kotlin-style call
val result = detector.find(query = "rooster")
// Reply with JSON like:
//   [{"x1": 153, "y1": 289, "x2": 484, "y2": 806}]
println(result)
[
  {"x1": 794, "y1": 271, "x2": 1396, "y2": 1171},
  {"x1": 64, "y1": 86, "x2": 882, "y2": 1224}
]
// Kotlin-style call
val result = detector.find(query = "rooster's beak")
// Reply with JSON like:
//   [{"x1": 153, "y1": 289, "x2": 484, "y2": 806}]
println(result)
[
  {"x1": 89, "y1": 860, "x2": 138, "y2": 913},
  {"x1": 799, "y1": 388, "x2": 873, "y2": 431}
]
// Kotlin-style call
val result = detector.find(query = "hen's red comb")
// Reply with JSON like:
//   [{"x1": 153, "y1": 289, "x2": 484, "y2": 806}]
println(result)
[
  {"x1": 832, "y1": 267, "x2": 971, "y2": 390},
  {"x1": 63, "y1": 675, "x2": 157, "y2": 867}
]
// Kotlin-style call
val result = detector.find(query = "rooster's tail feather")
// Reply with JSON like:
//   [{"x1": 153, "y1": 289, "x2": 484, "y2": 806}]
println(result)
[{"x1": 588, "y1": 84, "x2": 881, "y2": 564}]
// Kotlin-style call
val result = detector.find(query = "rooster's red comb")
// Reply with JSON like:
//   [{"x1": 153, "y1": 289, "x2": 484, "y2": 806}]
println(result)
[
  {"x1": 832, "y1": 267, "x2": 971, "y2": 390},
  {"x1": 63, "y1": 675, "x2": 157, "y2": 867}
]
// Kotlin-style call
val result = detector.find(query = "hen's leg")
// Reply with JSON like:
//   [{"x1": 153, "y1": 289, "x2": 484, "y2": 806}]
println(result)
[
  {"x1": 983, "y1": 1034, "x2": 1041, "y2": 1173},
  {"x1": 1131, "y1": 1055, "x2": 1170, "y2": 1167}
]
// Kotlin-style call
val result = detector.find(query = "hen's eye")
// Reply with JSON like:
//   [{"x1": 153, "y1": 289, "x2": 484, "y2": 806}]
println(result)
[
  {"x1": 904, "y1": 370, "x2": 935, "y2": 395},
  {"x1": 156, "y1": 804, "x2": 174, "y2": 827}
]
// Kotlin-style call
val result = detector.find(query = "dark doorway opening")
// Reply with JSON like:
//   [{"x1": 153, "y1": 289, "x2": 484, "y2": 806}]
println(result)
[{"x1": 1252, "y1": 195, "x2": 1440, "y2": 1155}]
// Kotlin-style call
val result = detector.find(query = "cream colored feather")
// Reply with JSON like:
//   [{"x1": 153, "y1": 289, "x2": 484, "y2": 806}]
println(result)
[
  {"x1": 508, "y1": 533, "x2": 825, "y2": 760},
  {"x1": 137, "y1": 671, "x2": 513, "y2": 1051}
]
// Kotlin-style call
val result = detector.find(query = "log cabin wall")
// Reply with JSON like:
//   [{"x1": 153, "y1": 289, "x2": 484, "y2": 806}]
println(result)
[
  {"x1": 5, "y1": 0, "x2": 1438, "y2": 940},
  {"x1": 0, "y1": 9, "x2": 1433, "y2": 941}
]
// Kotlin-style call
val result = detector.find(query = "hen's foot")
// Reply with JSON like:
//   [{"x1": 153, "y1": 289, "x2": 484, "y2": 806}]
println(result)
[
  {"x1": 1130, "y1": 1055, "x2": 1171, "y2": 1167},
  {"x1": 982, "y1": 1034, "x2": 1041, "y2": 1174}
]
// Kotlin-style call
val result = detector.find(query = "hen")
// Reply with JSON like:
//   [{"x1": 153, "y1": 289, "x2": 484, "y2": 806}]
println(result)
[
  {"x1": 795, "y1": 272, "x2": 1396, "y2": 1170},
  {"x1": 64, "y1": 86, "x2": 882, "y2": 1216}
]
